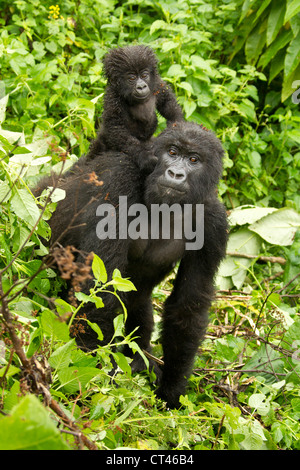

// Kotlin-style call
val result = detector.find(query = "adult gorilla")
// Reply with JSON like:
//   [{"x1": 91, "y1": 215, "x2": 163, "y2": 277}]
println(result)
[{"x1": 35, "y1": 121, "x2": 228, "y2": 408}]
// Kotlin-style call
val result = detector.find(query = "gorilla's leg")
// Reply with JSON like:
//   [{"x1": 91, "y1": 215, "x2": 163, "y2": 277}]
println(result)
[{"x1": 155, "y1": 253, "x2": 214, "y2": 408}]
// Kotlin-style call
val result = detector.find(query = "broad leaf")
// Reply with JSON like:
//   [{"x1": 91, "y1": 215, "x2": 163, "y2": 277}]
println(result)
[
  {"x1": 58, "y1": 366, "x2": 100, "y2": 393},
  {"x1": 266, "y1": 2, "x2": 285, "y2": 46},
  {"x1": 92, "y1": 254, "x2": 107, "y2": 284},
  {"x1": 49, "y1": 339, "x2": 76, "y2": 371},
  {"x1": 284, "y1": 0, "x2": 300, "y2": 23},
  {"x1": 0, "y1": 395, "x2": 69, "y2": 450},
  {"x1": 10, "y1": 188, "x2": 40, "y2": 229},
  {"x1": 249, "y1": 207, "x2": 300, "y2": 246},
  {"x1": 229, "y1": 205, "x2": 277, "y2": 226}
]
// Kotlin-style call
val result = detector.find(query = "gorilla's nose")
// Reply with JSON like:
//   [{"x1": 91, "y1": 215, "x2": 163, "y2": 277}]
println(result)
[
  {"x1": 136, "y1": 79, "x2": 147, "y2": 91},
  {"x1": 165, "y1": 167, "x2": 186, "y2": 183}
]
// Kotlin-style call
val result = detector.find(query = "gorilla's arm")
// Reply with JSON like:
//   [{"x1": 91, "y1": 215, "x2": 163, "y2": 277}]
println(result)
[
  {"x1": 155, "y1": 80, "x2": 184, "y2": 124},
  {"x1": 156, "y1": 201, "x2": 228, "y2": 408}
]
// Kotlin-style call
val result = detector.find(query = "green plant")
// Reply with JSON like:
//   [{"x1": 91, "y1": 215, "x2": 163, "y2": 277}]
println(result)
[
  {"x1": 0, "y1": 0, "x2": 299, "y2": 451},
  {"x1": 231, "y1": 0, "x2": 300, "y2": 102}
]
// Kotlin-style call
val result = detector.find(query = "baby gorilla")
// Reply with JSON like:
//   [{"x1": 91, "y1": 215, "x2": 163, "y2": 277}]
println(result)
[
  {"x1": 87, "y1": 45, "x2": 184, "y2": 171},
  {"x1": 36, "y1": 122, "x2": 227, "y2": 408}
]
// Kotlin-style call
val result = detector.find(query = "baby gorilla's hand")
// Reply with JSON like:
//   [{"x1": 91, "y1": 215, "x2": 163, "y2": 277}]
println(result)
[{"x1": 137, "y1": 142, "x2": 158, "y2": 174}]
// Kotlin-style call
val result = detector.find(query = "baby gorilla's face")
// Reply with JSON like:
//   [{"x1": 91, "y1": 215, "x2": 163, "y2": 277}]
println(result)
[{"x1": 123, "y1": 69, "x2": 152, "y2": 104}]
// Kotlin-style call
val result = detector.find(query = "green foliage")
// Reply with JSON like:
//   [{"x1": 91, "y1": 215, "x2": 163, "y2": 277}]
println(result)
[
  {"x1": 0, "y1": 395, "x2": 69, "y2": 450},
  {"x1": 218, "y1": 205, "x2": 300, "y2": 289},
  {"x1": 0, "y1": 0, "x2": 299, "y2": 451},
  {"x1": 231, "y1": 0, "x2": 300, "y2": 101}
]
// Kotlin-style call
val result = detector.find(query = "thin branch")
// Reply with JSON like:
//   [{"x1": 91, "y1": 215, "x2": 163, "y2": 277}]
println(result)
[
  {"x1": 194, "y1": 366, "x2": 286, "y2": 378},
  {"x1": 276, "y1": 272, "x2": 300, "y2": 293},
  {"x1": 49, "y1": 400, "x2": 97, "y2": 450},
  {"x1": 226, "y1": 251, "x2": 286, "y2": 265}
]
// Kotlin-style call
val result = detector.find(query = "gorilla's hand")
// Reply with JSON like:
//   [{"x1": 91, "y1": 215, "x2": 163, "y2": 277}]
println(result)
[{"x1": 136, "y1": 142, "x2": 158, "y2": 174}]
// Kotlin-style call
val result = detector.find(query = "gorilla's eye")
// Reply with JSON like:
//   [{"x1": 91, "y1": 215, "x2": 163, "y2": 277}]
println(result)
[
  {"x1": 128, "y1": 74, "x2": 137, "y2": 82},
  {"x1": 189, "y1": 156, "x2": 199, "y2": 163},
  {"x1": 168, "y1": 147, "x2": 178, "y2": 157},
  {"x1": 141, "y1": 71, "x2": 149, "y2": 80}
]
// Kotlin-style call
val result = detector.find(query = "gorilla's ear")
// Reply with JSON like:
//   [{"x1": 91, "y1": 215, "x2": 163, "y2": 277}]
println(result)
[{"x1": 102, "y1": 50, "x2": 116, "y2": 83}]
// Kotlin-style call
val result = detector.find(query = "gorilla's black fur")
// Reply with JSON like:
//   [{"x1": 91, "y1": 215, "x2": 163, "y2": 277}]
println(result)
[
  {"x1": 35, "y1": 122, "x2": 228, "y2": 408},
  {"x1": 87, "y1": 45, "x2": 183, "y2": 170}
]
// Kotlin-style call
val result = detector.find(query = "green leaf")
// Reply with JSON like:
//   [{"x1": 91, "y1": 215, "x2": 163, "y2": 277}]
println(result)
[
  {"x1": 0, "y1": 365, "x2": 20, "y2": 378},
  {"x1": 113, "y1": 314, "x2": 125, "y2": 337},
  {"x1": 183, "y1": 99, "x2": 197, "y2": 118},
  {"x1": 239, "y1": 0, "x2": 256, "y2": 23},
  {"x1": 161, "y1": 40, "x2": 178, "y2": 53},
  {"x1": 40, "y1": 310, "x2": 70, "y2": 341},
  {"x1": 0, "y1": 395, "x2": 69, "y2": 450},
  {"x1": 269, "y1": 48, "x2": 286, "y2": 82},
  {"x1": 229, "y1": 205, "x2": 277, "y2": 226},
  {"x1": 215, "y1": 336, "x2": 245, "y2": 362},
  {"x1": 86, "y1": 320, "x2": 104, "y2": 341},
  {"x1": 167, "y1": 64, "x2": 186, "y2": 79},
  {"x1": 254, "y1": 0, "x2": 273, "y2": 22},
  {"x1": 57, "y1": 366, "x2": 100, "y2": 393},
  {"x1": 243, "y1": 344, "x2": 285, "y2": 384},
  {"x1": 150, "y1": 20, "x2": 168, "y2": 35},
  {"x1": 127, "y1": 341, "x2": 149, "y2": 370},
  {"x1": 111, "y1": 270, "x2": 136, "y2": 292},
  {"x1": 287, "y1": 128, "x2": 300, "y2": 144},
  {"x1": 284, "y1": 32, "x2": 300, "y2": 79},
  {"x1": 248, "y1": 393, "x2": 271, "y2": 416},
  {"x1": 0, "y1": 181, "x2": 11, "y2": 203},
  {"x1": 112, "y1": 351, "x2": 132, "y2": 376},
  {"x1": 249, "y1": 207, "x2": 300, "y2": 246},
  {"x1": 75, "y1": 291, "x2": 92, "y2": 303},
  {"x1": 92, "y1": 254, "x2": 107, "y2": 284},
  {"x1": 54, "y1": 298, "x2": 75, "y2": 316},
  {"x1": 240, "y1": 424, "x2": 264, "y2": 450},
  {"x1": 0, "y1": 128, "x2": 24, "y2": 145},
  {"x1": 47, "y1": 187, "x2": 66, "y2": 203},
  {"x1": 245, "y1": 22, "x2": 266, "y2": 64},
  {"x1": 177, "y1": 81, "x2": 194, "y2": 96},
  {"x1": 266, "y1": 2, "x2": 286, "y2": 46},
  {"x1": 45, "y1": 41, "x2": 57, "y2": 53},
  {"x1": 258, "y1": 29, "x2": 293, "y2": 69},
  {"x1": 282, "y1": 61, "x2": 300, "y2": 101},
  {"x1": 235, "y1": 99, "x2": 257, "y2": 122},
  {"x1": 284, "y1": 0, "x2": 300, "y2": 22},
  {"x1": 10, "y1": 188, "x2": 40, "y2": 229},
  {"x1": 48, "y1": 339, "x2": 76, "y2": 371},
  {"x1": 67, "y1": 98, "x2": 95, "y2": 122},
  {"x1": 0, "y1": 94, "x2": 9, "y2": 125},
  {"x1": 24, "y1": 138, "x2": 49, "y2": 157},
  {"x1": 115, "y1": 398, "x2": 143, "y2": 425},
  {"x1": 219, "y1": 228, "x2": 261, "y2": 288},
  {"x1": 249, "y1": 150, "x2": 261, "y2": 172},
  {"x1": 284, "y1": 319, "x2": 300, "y2": 353}
]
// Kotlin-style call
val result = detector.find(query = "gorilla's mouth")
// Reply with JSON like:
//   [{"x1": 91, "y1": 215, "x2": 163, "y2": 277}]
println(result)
[
  {"x1": 133, "y1": 91, "x2": 151, "y2": 101},
  {"x1": 159, "y1": 183, "x2": 186, "y2": 195}
]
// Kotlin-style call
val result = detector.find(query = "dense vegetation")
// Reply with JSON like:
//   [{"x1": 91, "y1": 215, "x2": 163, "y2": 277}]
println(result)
[{"x1": 0, "y1": 0, "x2": 299, "y2": 450}]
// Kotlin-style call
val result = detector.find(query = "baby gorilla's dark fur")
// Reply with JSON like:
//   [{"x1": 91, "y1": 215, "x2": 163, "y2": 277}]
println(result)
[
  {"x1": 87, "y1": 45, "x2": 183, "y2": 170},
  {"x1": 35, "y1": 122, "x2": 228, "y2": 408}
]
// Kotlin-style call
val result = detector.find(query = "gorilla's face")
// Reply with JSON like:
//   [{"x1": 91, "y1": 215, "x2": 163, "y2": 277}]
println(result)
[
  {"x1": 103, "y1": 45, "x2": 158, "y2": 105},
  {"x1": 144, "y1": 122, "x2": 224, "y2": 206},
  {"x1": 123, "y1": 69, "x2": 152, "y2": 103}
]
